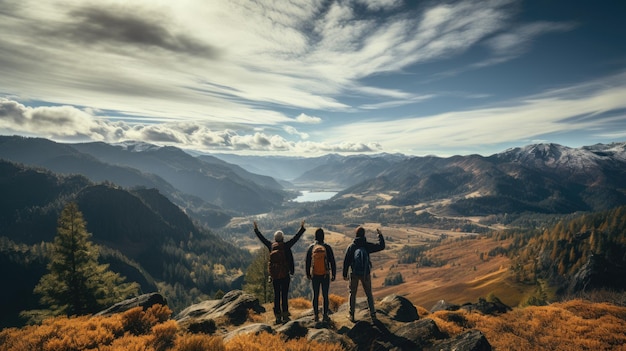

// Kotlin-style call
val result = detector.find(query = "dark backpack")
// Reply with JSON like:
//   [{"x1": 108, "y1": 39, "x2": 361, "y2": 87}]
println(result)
[
  {"x1": 352, "y1": 246, "x2": 370, "y2": 276},
  {"x1": 269, "y1": 242, "x2": 289, "y2": 279}
]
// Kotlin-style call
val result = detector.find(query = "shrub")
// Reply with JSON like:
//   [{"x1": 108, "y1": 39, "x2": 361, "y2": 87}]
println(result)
[
  {"x1": 225, "y1": 332, "x2": 343, "y2": 351},
  {"x1": 173, "y1": 333, "x2": 225, "y2": 351},
  {"x1": 383, "y1": 272, "x2": 403, "y2": 286},
  {"x1": 289, "y1": 297, "x2": 312, "y2": 309},
  {"x1": 329, "y1": 294, "x2": 346, "y2": 312}
]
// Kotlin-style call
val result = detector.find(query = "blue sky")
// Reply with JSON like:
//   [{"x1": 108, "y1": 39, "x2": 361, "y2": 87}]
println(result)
[{"x1": 1, "y1": 0, "x2": 625, "y2": 157}]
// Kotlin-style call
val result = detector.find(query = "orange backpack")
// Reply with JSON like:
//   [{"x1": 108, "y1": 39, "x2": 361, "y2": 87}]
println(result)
[{"x1": 311, "y1": 244, "x2": 329, "y2": 276}]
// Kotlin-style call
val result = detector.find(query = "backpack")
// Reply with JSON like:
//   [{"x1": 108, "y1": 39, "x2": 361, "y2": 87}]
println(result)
[
  {"x1": 269, "y1": 242, "x2": 289, "y2": 280},
  {"x1": 311, "y1": 244, "x2": 329, "y2": 276},
  {"x1": 351, "y1": 246, "x2": 370, "y2": 276}
]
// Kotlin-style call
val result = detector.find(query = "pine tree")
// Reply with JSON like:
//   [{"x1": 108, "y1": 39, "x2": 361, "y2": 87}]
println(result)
[
  {"x1": 24, "y1": 203, "x2": 138, "y2": 322},
  {"x1": 243, "y1": 248, "x2": 272, "y2": 303}
]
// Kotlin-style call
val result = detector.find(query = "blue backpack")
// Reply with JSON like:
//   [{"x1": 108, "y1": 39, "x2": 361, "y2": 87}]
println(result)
[{"x1": 352, "y1": 246, "x2": 370, "y2": 276}]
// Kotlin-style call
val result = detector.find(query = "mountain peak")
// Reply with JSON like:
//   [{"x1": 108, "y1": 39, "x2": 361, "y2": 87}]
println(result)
[
  {"x1": 498, "y1": 142, "x2": 602, "y2": 170},
  {"x1": 113, "y1": 140, "x2": 162, "y2": 152}
]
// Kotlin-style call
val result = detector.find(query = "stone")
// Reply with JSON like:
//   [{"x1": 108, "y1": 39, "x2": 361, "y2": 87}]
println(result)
[
  {"x1": 95, "y1": 292, "x2": 167, "y2": 316},
  {"x1": 223, "y1": 323, "x2": 274, "y2": 342},
  {"x1": 377, "y1": 294, "x2": 419, "y2": 322},
  {"x1": 430, "y1": 329, "x2": 492, "y2": 351},
  {"x1": 175, "y1": 290, "x2": 265, "y2": 327}
]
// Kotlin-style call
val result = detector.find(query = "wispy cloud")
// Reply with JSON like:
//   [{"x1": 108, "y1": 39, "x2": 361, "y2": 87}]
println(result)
[
  {"x1": 0, "y1": 0, "x2": 612, "y2": 156},
  {"x1": 323, "y1": 71, "x2": 626, "y2": 155}
]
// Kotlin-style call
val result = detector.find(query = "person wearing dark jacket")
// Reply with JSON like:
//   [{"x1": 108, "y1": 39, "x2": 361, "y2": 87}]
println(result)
[
  {"x1": 342, "y1": 226, "x2": 385, "y2": 322},
  {"x1": 305, "y1": 228, "x2": 337, "y2": 322},
  {"x1": 254, "y1": 220, "x2": 306, "y2": 324}
]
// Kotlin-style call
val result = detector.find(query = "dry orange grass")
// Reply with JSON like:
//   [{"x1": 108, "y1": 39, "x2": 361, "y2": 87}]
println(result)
[
  {"x1": 329, "y1": 294, "x2": 347, "y2": 312},
  {"x1": 429, "y1": 299, "x2": 626, "y2": 351},
  {"x1": 225, "y1": 332, "x2": 343, "y2": 351},
  {"x1": 290, "y1": 297, "x2": 313, "y2": 309},
  {"x1": 0, "y1": 304, "x2": 344, "y2": 351}
]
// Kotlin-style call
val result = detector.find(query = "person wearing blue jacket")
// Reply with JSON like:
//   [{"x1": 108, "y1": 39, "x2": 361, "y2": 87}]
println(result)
[{"x1": 342, "y1": 226, "x2": 385, "y2": 322}]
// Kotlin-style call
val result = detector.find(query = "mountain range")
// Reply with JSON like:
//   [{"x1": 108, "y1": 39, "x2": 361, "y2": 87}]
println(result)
[
  {"x1": 337, "y1": 142, "x2": 626, "y2": 215},
  {"x1": 2, "y1": 135, "x2": 626, "y2": 221},
  {"x1": 2, "y1": 135, "x2": 626, "y2": 328}
]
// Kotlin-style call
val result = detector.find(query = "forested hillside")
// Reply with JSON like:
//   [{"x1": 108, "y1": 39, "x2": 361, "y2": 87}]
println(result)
[
  {"x1": 492, "y1": 206, "x2": 626, "y2": 298},
  {"x1": 0, "y1": 160, "x2": 251, "y2": 327}
]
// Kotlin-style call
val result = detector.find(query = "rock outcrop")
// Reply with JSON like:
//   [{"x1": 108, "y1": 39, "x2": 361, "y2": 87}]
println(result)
[
  {"x1": 104, "y1": 290, "x2": 493, "y2": 350},
  {"x1": 96, "y1": 292, "x2": 167, "y2": 316},
  {"x1": 174, "y1": 290, "x2": 265, "y2": 329}
]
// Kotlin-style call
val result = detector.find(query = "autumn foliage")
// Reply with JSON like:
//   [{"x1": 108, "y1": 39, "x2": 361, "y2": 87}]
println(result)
[
  {"x1": 0, "y1": 303, "x2": 343, "y2": 351},
  {"x1": 430, "y1": 299, "x2": 626, "y2": 351},
  {"x1": 2, "y1": 298, "x2": 626, "y2": 351}
]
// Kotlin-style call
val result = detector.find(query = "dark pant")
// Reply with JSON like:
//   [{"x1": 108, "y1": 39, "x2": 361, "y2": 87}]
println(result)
[
  {"x1": 349, "y1": 273, "x2": 375, "y2": 317},
  {"x1": 312, "y1": 274, "x2": 330, "y2": 316},
  {"x1": 272, "y1": 276, "x2": 290, "y2": 316}
]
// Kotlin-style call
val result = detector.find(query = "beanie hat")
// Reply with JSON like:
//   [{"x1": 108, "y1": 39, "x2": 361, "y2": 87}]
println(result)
[
  {"x1": 315, "y1": 228, "x2": 324, "y2": 242},
  {"x1": 274, "y1": 230, "x2": 284, "y2": 242},
  {"x1": 355, "y1": 227, "x2": 365, "y2": 238}
]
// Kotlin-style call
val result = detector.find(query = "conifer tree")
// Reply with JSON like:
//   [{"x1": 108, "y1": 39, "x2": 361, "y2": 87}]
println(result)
[
  {"x1": 243, "y1": 248, "x2": 272, "y2": 303},
  {"x1": 25, "y1": 202, "x2": 138, "y2": 322}
]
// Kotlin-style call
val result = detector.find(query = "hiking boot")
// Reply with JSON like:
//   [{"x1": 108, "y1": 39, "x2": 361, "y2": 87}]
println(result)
[
  {"x1": 314, "y1": 314, "x2": 319, "y2": 322},
  {"x1": 323, "y1": 314, "x2": 331, "y2": 322},
  {"x1": 274, "y1": 317, "x2": 282, "y2": 325},
  {"x1": 282, "y1": 312, "x2": 291, "y2": 322}
]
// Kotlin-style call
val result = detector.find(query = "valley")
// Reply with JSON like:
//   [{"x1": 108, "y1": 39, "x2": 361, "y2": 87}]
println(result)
[{"x1": 1, "y1": 136, "x2": 626, "y2": 332}]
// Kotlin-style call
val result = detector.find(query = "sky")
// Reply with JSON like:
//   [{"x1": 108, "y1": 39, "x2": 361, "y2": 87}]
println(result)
[{"x1": 1, "y1": 0, "x2": 625, "y2": 157}]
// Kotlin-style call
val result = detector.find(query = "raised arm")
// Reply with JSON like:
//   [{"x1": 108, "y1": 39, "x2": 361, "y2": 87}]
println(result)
[
  {"x1": 253, "y1": 221, "x2": 271, "y2": 250},
  {"x1": 285, "y1": 220, "x2": 306, "y2": 248},
  {"x1": 367, "y1": 228, "x2": 386, "y2": 253}
]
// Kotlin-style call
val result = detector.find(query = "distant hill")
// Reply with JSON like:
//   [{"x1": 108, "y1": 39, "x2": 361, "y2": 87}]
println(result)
[
  {"x1": 212, "y1": 152, "x2": 408, "y2": 189},
  {"x1": 0, "y1": 136, "x2": 291, "y2": 221},
  {"x1": 293, "y1": 153, "x2": 408, "y2": 189},
  {"x1": 0, "y1": 159, "x2": 251, "y2": 327},
  {"x1": 70, "y1": 141, "x2": 288, "y2": 215},
  {"x1": 341, "y1": 142, "x2": 626, "y2": 215}
]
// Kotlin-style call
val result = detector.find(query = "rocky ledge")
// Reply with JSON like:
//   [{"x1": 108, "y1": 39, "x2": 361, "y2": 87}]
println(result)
[{"x1": 100, "y1": 290, "x2": 494, "y2": 351}]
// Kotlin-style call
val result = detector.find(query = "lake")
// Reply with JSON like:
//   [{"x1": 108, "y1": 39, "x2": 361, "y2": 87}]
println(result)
[{"x1": 292, "y1": 190, "x2": 338, "y2": 202}]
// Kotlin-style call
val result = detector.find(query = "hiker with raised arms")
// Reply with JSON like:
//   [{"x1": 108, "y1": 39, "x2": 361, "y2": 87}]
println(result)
[
  {"x1": 342, "y1": 226, "x2": 385, "y2": 322},
  {"x1": 253, "y1": 220, "x2": 306, "y2": 324},
  {"x1": 305, "y1": 228, "x2": 337, "y2": 322}
]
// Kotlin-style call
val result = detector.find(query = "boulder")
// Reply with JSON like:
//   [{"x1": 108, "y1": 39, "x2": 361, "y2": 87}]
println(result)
[
  {"x1": 346, "y1": 320, "x2": 382, "y2": 350},
  {"x1": 393, "y1": 318, "x2": 446, "y2": 349},
  {"x1": 307, "y1": 328, "x2": 355, "y2": 350},
  {"x1": 430, "y1": 329, "x2": 492, "y2": 351},
  {"x1": 276, "y1": 320, "x2": 309, "y2": 340},
  {"x1": 175, "y1": 290, "x2": 265, "y2": 328},
  {"x1": 460, "y1": 297, "x2": 511, "y2": 315},
  {"x1": 95, "y1": 292, "x2": 167, "y2": 316},
  {"x1": 223, "y1": 323, "x2": 274, "y2": 342},
  {"x1": 377, "y1": 294, "x2": 419, "y2": 322},
  {"x1": 430, "y1": 299, "x2": 460, "y2": 313}
]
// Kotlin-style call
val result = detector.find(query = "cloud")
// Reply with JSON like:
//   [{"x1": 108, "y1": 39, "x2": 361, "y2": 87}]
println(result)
[
  {"x1": 0, "y1": 0, "x2": 608, "y2": 157},
  {"x1": 322, "y1": 71, "x2": 626, "y2": 155},
  {"x1": 56, "y1": 4, "x2": 220, "y2": 57},
  {"x1": 284, "y1": 125, "x2": 309, "y2": 139},
  {"x1": 0, "y1": 98, "x2": 378, "y2": 154},
  {"x1": 295, "y1": 113, "x2": 322, "y2": 124},
  {"x1": 0, "y1": 0, "x2": 521, "y2": 123},
  {"x1": 0, "y1": 99, "x2": 116, "y2": 140},
  {"x1": 480, "y1": 21, "x2": 577, "y2": 64}
]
